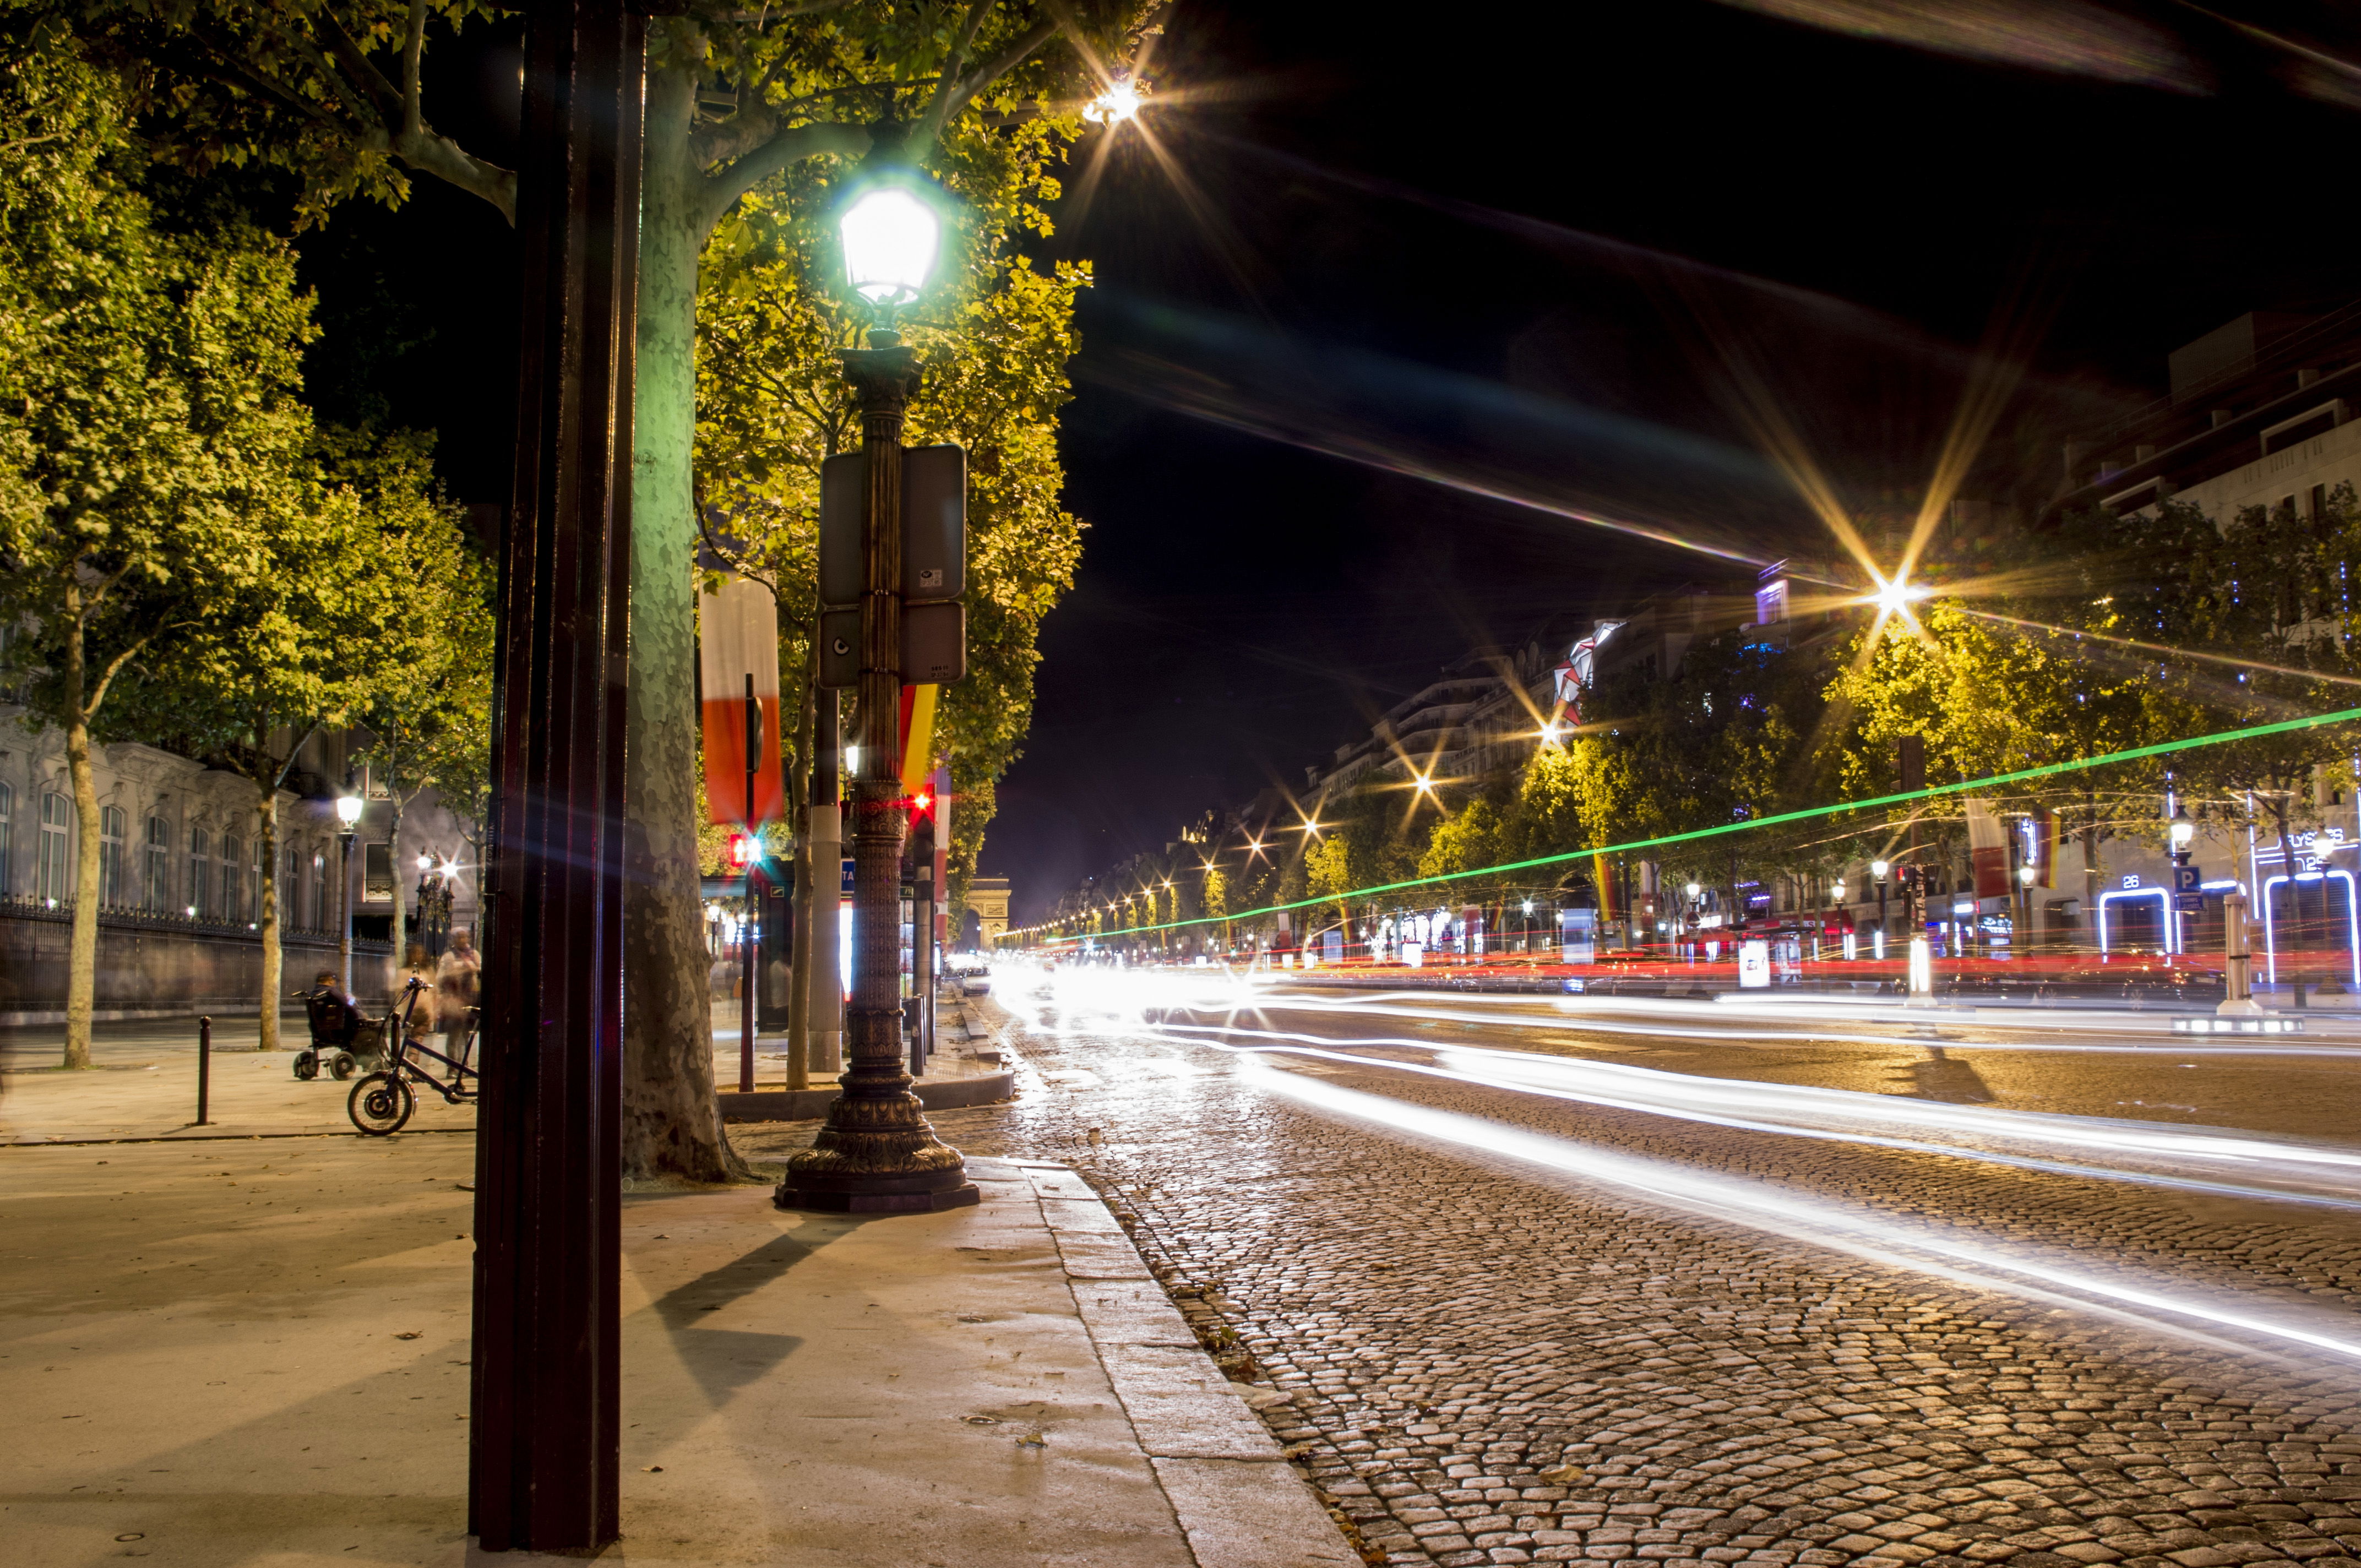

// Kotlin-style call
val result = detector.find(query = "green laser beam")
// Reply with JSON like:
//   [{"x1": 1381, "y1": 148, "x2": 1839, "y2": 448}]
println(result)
[{"x1": 1008, "y1": 703, "x2": 2361, "y2": 944}]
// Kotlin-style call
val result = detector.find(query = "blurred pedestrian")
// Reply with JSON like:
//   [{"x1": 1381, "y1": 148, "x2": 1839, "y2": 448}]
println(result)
[{"x1": 437, "y1": 928, "x2": 481, "y2": 1034}]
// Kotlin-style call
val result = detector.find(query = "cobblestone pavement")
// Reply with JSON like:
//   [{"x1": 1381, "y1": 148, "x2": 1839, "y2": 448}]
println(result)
[{"x1": 738, "y1": 982, "x2": 2361, "y2": 1568}]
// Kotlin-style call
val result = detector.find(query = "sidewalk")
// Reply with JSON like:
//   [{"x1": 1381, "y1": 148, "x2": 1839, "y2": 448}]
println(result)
[
  {"x1": 0, "y1": 1012, "x2": 478, "y2": 1145},
  {"x1": 1, "y1": 1000, "x2": 1015, "y2": 1144},
  {"x1": 1, "y1": 1119, "x2": 1356, "y2": 1565}
]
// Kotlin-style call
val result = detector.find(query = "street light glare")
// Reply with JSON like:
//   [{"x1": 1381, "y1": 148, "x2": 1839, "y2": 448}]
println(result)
[
  {"x1": 1871, "y1": 575, "x2": 1929, "y2": 616},
  {"x1": 1083, "y1": 74, "x2": 1145, "y2": 124},
  {"x1": 839, "y1": 184, "x2": 940, "y2": 307},
  {"x1": 335, "y1": 794, "x2": 363, "y2": 827}
]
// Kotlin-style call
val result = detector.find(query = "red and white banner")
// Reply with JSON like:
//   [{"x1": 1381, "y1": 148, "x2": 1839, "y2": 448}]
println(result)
[
  {"x1": 699, "y1": 574, "x2": 786, "y2": 826},
  {"x1": 1965, "y1": 798, "x2": 2009, "y2": 900}
]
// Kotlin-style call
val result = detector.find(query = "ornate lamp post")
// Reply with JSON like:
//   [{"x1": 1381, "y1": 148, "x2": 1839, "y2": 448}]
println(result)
[{"x1": 779, "y1": 135, "x2": 976, "y2": 1213}]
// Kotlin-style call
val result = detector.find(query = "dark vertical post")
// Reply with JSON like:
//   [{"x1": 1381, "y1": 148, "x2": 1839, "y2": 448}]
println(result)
[
  {"x1": 469, "y1": 0, "x2": 641, "y2": 1553},
  {"x1": 742, "y1": 672, "x2": 758, "y2": 1093},
  {"x1": 777, "y1": 344, "x2": 973, "y2": 1213},
  {"x1": 911, "y1": 850, "x2": 931, "y2": 1077},
  {"x1": 808, "y1": 689, "x2": 842, "y2": 1075},
  {"x1": 195, "y1": 1015, "x2": 211, "y2": 1126}
]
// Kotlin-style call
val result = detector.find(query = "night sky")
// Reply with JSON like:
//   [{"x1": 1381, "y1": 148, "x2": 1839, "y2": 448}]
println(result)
[{"x1": 295, "y1": 2, "x2": 2361, "y2": 927}]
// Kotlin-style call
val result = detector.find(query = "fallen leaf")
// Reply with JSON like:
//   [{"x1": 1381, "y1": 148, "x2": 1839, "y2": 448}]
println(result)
[{"x1": 394, "y1": 1332, "x2": 421, "y2": 1341}]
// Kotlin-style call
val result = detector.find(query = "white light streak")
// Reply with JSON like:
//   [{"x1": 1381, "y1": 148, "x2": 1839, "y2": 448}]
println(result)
[{"x1": 1242, "y1": 1057, "x2": 2361, "y2": 1368}]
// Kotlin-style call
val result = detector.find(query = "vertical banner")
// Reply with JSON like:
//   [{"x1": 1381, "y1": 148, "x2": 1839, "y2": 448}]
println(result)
[
  {"x1": 698, "y1": 575, "x2": 785, "y2": 825},
  {"x1": 1965, "y1": 798, "x2": 2009, "y2": 899},
  {"x1": 2033, "y1": 805, "x2": 2057, "y2": 889},
  {"x1": 897, "y1": 683, "x2": 939, "y2": 801}
]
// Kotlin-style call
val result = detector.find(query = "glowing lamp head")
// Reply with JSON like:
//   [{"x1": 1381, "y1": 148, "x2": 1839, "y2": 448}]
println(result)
[
  {"x1": 416, "y1": 852, "x2": 433, "y2": 872},
  {"x1": 1684, "y1": 881, "x2": 1701, "y2": 899},
  {"x1": 1082, "y1": 73, "x2": 1146, "y2": 124},
  {"x1": 1831, "y1": 881, "x2": 1847, "y2": 900},
  {"x1": 335, "y1": 794, "x2": 363, "y2": 828},
  {"x1": 1871, "y1": 859, "x2": 1890, "y2": 881},
  {"x1": 2169, "y1": 810, "x2": 2195, "y2": 850},
  {"x1": 1870, "y1": 574, "x2": 1929, "y2": 616},
  {"x1": 2019, "y1": 863, "x2": 2038, "y2": 886},
  {"x1": 838, "y1": 181, "x2": 940, "y2": 309}
]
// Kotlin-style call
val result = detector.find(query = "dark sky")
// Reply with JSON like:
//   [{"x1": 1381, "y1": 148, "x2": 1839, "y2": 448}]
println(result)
[{"x1": 288, "y1": 3, "x2": 2361, "y2": 927}]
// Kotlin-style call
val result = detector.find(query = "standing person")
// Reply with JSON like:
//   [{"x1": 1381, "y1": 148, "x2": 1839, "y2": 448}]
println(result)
[{"x1": 436, "y1": 928, "x2": 481, "y2": 1059}]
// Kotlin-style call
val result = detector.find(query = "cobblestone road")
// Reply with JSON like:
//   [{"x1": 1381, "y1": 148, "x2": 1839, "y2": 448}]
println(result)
[{"x1": 742, "y1": 983, "x2": 2361, "y2": 1568}]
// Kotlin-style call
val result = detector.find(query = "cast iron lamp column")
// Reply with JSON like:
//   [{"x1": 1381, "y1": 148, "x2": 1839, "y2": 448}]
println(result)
[{"x1": 778, "y1": 140, "x2": 975, "y2": 1213}]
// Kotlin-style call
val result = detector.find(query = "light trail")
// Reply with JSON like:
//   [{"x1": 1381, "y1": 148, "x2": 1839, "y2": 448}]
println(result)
[
  {"x1": 1138, "y1": 1017, "x2": 2361, "y2": 1206},
  {"x1": 999, "y1": 961, "x2": 2361, "y2": 1371},
  {"x1": 1243, "y1": 1059, "x2": 2361, "y2": 1370},
  {"x1": 1161, "y1": 985, "x2": 2361, "y2": 1058}
]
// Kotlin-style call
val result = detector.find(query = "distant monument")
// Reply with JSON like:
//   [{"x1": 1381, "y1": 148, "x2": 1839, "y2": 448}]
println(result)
[{"x1": 968, "y1": 876, "x2": 1010, "y2": 948}]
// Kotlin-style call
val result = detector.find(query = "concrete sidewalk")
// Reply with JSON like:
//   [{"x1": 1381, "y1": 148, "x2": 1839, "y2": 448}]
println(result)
[
  {"x1": 1, "y1": 1129, "x2": 1357, "y2": 1566},
  {"x1": 1, "y1": 1001, "x2": 1014, "y2": 1144}
]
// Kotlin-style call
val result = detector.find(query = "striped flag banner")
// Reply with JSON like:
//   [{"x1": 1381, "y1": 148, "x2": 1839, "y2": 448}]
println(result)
[{"x1": 699, "y1": 574, "x2": 786, "y2": 826}]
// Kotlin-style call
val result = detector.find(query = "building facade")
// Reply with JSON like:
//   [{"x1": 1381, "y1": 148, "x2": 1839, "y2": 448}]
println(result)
[{"x1": 0, "y1": 705, "x2": 480, "y2": 1020}]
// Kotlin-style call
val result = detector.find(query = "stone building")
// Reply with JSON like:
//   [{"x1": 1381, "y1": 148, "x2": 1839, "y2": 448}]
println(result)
[{"x1": 0, "y1": 704, "x2": 480, "y2": 1022}]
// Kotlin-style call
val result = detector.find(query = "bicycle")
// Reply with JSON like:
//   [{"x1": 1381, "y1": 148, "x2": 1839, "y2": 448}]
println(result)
[{"x1": 347, "y1": 978, "x2": 480, "y2": 1136}]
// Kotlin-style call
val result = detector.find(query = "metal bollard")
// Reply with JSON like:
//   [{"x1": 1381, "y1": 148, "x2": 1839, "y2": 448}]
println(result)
[{"x1": 196, "y1": 1015, "x2": 213, "y2": 1126}]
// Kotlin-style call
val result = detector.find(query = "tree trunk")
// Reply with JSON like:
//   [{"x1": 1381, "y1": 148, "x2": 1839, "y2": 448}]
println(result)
[
  {"x1": 255, "y1": 784, "x2": 282, "y2": 1052},
  {"x1": 621, "y1": 64, "x2": 743, "y2": 1184},
  {"x1": 60, "y1": 585, "x2": 96, "y2": 1071}
]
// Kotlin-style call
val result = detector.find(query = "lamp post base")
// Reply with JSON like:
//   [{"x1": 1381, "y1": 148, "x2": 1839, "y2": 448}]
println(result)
[{"x1": 774, "y1": 1169, "x2": 980, "y2": 1213}]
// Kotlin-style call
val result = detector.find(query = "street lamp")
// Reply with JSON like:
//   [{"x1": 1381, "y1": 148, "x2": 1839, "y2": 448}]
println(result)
[
  {"x1": 2170, "y1": 808, "x2": 2196, "y2": 863},
  {"x1": 334, "y1": 791, "x2": 363, "y2": 993},
  {"x1": 779, "y1": 138, "x2": 976, "y2": 1215}
]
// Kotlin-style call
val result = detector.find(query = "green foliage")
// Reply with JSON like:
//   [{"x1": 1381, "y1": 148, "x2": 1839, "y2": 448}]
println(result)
[
  {"x1": 2065, "y1": 492, "x2": 2361, "y2": 847},
  {"x1": 1823, "y1": 600, "x2": 2146, "y2": 796},
  {"x1": 342, "y1": 429, "x2": 493, "y2": 819},
  {"x1": 0, "y1": 37, "x2": 315, "y2": 739},
  {"x1": 1305, "y1": 832, "x2": 1352, "y2": 920},
  {"x1": 1417, "y1": 796, "x2": 1501, "y2": 890}
]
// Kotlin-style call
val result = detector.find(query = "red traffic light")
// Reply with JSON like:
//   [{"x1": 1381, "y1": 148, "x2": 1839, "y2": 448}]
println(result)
[{"x1": 730, "y1": 832, "x2": 758, "y2": 867}]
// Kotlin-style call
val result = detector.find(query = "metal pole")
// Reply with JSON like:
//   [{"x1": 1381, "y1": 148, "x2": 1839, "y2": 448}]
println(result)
[
  {"x1": 338, "y1": 831, "x2": 356, "y2": 994},
  {"x1": 807, "y1": 689, "x2": 841, "y2": 1076},
  {"x1": 742, "y1": 672, "x2": 758, "y2": 1094},
  {"x1": 912, "y1": 853, "x2": 932, "y2": 1076},
  {"x1": 195, "y1": 1015, "x2": 211, "y2": 1126},
  {"x1": 777, "y1": 334, "x2": 975, "y2": 1214},
  {"x1": 469, "y1": 0, "x2": 640, "y2": 1550}
]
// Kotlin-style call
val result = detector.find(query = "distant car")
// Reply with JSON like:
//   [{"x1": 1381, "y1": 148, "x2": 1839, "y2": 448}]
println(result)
[{"x1": 960, "y1": 970, "x2": 992, "y2": 996}]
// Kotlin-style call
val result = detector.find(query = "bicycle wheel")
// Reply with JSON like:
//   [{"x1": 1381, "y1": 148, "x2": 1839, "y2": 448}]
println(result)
[
  {"x1": 348, "y1": 1072, "x2": 416, "y2": 1136},
  {"x1": 329, "y1": 1051, "x2": 358, "y2": 1081},
  {"x1": 292, "y1": 1050, "x2": 319, "y2": 1081}
]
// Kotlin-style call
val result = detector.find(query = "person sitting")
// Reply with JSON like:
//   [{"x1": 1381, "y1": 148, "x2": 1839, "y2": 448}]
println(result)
[{"x1": 304, "y1": 971, "x2": 364, "y2": 1050}]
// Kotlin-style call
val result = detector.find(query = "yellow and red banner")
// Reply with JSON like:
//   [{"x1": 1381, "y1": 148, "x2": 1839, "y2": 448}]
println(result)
[
  {"x1": 699, "y1": 574, "x2": 785, "y2": 826},
  {"x1": 897, "y1": 683, "x2": 939, "y2": 801}
]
